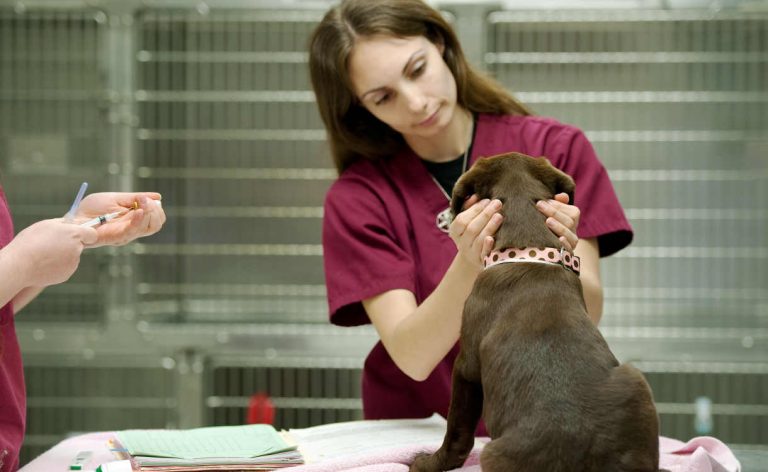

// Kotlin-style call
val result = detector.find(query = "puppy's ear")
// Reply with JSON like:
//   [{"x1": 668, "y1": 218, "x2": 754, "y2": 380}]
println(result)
[
  {"x1": 532, "y1": 157, "x2": 575, "y2": 203},
  {"x1": 450, "y1": 172, "x2": 474, "y2": 219}
]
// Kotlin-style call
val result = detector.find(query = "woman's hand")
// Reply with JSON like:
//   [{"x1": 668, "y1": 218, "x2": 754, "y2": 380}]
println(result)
[
  {"x1": 448, "y1": 195, "x2": 503, "y2": 269},
  {"x1": 536, "y1": 193, "x2": 580, "y2": 251},
  {"x1": 74, "y1": 192, "x2": 166, "y2": 247},
  {"x1": 6, "y1": 219, "x2": 98, "y2": 288}
]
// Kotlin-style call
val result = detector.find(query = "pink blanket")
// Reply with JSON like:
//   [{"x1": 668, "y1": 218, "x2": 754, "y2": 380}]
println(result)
[
  {"x1": 288, "y1": 436, "x2": 741, "y2": 472},
  {"x1": 658, "y1": 436, "x2": 742, "y2": 472},
  {"x1": 20, "y1": 433, "x2": 740, "y2": 472}
]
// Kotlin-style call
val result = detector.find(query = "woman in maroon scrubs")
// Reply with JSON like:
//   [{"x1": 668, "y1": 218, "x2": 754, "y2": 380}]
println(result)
[{"x1": 310, "y1": 0, "x2": 632, "y2": 432}]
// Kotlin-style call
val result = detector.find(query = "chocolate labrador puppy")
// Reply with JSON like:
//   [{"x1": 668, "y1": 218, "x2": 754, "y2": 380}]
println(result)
[{"x1": 410, "y1": 153, "x2": 659, "y2": 472}]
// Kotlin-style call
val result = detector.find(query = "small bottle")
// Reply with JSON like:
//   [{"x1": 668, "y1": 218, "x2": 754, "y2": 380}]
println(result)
[{"x1": 694, "y1": 396, "x2": 713, "y2": 435}]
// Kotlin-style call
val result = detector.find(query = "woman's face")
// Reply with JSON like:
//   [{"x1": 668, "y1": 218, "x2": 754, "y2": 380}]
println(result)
[{"x1": 348, "y1": 34, "x2": 459, "y2": 141}]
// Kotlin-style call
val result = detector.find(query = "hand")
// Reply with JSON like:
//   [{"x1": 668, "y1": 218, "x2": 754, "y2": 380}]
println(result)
[
  {"x1": 449, "y1": 195, "x2": 503, "y2": 269},
  {"x1": 536, "y1": 193, "x2": 580, "y2": 251},
  {"x1": 7, "y1": 219, "x2": 98, "y2": 288},
  {"x1": 74, "y1": 192, "x2": 166, "y2": 247}
]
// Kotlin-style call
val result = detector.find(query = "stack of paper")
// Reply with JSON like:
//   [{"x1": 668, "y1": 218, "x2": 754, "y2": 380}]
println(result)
[
  {"x1": 114, "y1": 424, "x2": 303, "y2": 471},
  {"x1": 287, "y1": 414, "x2": 454, "y2": 464}
]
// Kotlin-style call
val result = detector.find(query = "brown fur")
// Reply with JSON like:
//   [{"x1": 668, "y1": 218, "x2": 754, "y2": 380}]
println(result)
[{"x1": 409, "y1": 153, "x2": 659, "y2": 472}]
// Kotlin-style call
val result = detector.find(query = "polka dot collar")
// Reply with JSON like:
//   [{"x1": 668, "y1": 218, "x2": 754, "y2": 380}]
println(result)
[{"x1": 483, "y1": 246, "x2": 581, "y2": 275}]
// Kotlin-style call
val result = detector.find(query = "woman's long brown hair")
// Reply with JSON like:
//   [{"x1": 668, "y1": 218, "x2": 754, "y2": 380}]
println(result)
[{"x1": 308, "y1": 0, "x2": 532, "y2": 174}]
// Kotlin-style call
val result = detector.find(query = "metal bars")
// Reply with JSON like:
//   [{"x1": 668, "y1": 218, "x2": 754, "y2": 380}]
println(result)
[
  {"x1": 487, "y1": 8, "x2": 767, "y2": 337},
  {"x1": 134, "y1": 8, "x2": 329, "y2": 324},
  {"x1": 0, "y1": 8, "x2": 106, "y2": 323}
]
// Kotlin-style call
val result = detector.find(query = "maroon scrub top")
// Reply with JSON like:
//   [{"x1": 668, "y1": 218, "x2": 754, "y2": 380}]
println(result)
[
  {"x1": 0, "y1": 186, "x2": 24, "y2": 472},
  {"x1": 322, "y1": 114, "x2": 633, "y2": 427}
]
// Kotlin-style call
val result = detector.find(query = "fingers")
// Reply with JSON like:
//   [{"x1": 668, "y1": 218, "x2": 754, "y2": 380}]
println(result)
[
  {"x1": 78, "y1": 226, "x2": 99, "y2": 246},
  {"x1": 450, "y1": 199, "x2": 501, "y2": 239},
  {"x1": 472, "y1": 212, "x2": 502, "y2": 254},
  {"x1": 126, "y1": 196, "x2": 164, "y2": 236},
  {"x1": 481, "y1": 235, "x2": 495, "y2": 260},
  {"x1": 461, "y1": 194, "x2": 479, "y2": 212},
  {"x1": 450, "y1": 199, "x2": 503, "y2": 267},
  {"x1": 87, "y1": 195, "x2": 165, "y2": 247},
  {"x1": 536, "y1": 198, "x2": 580, "y2": 251},
  {"x1": 450, "y1": 198, "x2": 489, "y2": 238},
  {"x1": 546, "y1": 219, "x2": 577, "y2": 251},
  {"x1": 536, "y1": 199, "x2": 578, "y2": 229},
  {"x1": 77, "y1": 192, "x2": 163, "y2": 223},
  {"x1": 139, "y1": 195, "x2": 165, "y2": 233},
  {"x1": 115, "y1": 192, "x2": 162, "y2": 208},
  {"x1": 12, "y1": 219, "x2": 96, "y2": 286},
  {"x1": 465, "y1": 200, "x2": 502, "y2": 243}
]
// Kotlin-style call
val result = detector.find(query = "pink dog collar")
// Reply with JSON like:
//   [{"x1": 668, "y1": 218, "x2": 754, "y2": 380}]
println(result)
[{"x1": 483, "y1": 247, "x2": 581, "y2": 275}]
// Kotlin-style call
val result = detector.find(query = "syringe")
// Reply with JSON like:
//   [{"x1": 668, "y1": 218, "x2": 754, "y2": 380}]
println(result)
[{"x1": 79, "y1": 202, "x2": 139, "y2": 228}]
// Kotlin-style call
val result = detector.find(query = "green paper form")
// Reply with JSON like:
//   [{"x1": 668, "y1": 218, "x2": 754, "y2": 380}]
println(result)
[{"x1": 116, "y1": 424, "x2": 294, "y2": 460}]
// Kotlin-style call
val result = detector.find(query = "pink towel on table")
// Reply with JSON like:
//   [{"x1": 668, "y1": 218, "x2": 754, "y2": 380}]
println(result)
[
  {"x1": 659, "y1": 436, "x2": 741, "y2": 472},
  {"x1": 290, "y1": 436, "x2": 740, "y2": 472},
  {"x1": 20, "y1": 432, "x2": 117, "y2": 472},
  {"x1": 20, "y1": 433, "x2": 740, "y2": 472}
]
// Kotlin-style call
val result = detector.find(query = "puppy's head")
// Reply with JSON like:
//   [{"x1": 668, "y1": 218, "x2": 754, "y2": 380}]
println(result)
[{"x1": 450, "y1": 153, "x2": 575, "y2": 248}]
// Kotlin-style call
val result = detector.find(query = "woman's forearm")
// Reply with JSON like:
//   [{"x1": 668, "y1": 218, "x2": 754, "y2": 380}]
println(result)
[
  {"x1": 365, "y1": 254, "x2": 481, "y2": 381},
  {"x1": 396, "y1": 256, "x2": 480, "y2": 380},
  {"x1": 11, "y1": 286, "x2": 45, "y2": 314},
  {"x1": 0, "y1": 245, "x2": 29, "y2": 311},
  {"x1": 574, "y1": 238, "x2": 603, "y2": 324}
]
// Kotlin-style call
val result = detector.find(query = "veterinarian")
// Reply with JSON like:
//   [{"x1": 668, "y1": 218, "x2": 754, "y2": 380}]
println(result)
[
  {"x1": 0, "y1": 188, "x2": 165, "y2": 471},
  {"x1": 309, "y1": 0, "x2": 633, "y2": 431}
]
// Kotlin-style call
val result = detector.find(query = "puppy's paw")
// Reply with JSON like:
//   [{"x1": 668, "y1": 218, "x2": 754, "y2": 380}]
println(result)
[{"x1": 409, "y1": 452, "x2": 437, "y2": 472}]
